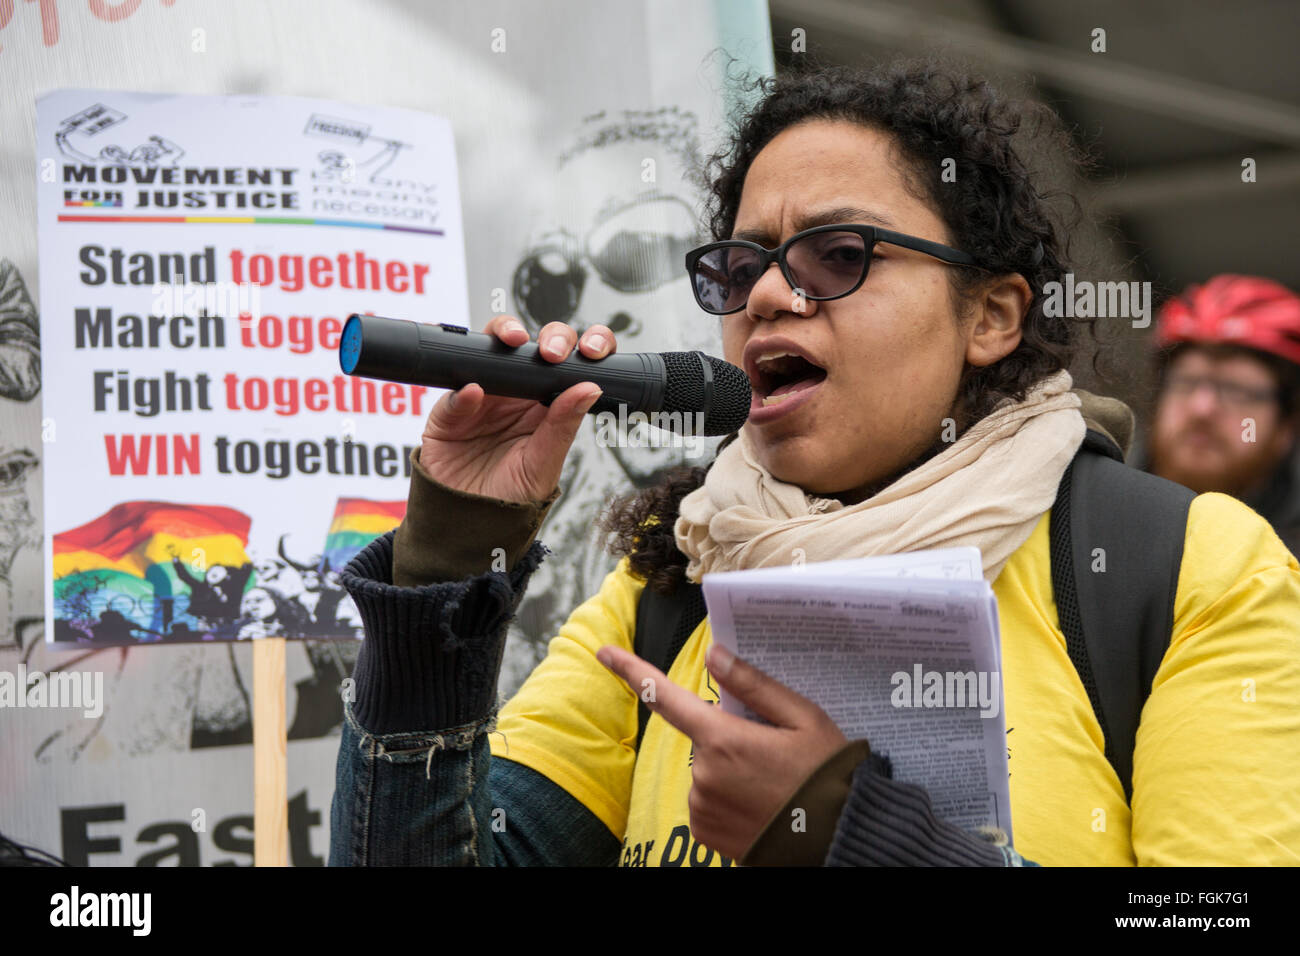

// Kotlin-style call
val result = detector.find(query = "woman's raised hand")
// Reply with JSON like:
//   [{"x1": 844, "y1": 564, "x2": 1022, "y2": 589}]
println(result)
[{"x1": 418, "y1": 316, "x2": 616, "y2": 503}]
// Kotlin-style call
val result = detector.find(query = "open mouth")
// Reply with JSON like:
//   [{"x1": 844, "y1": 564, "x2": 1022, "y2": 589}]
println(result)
[{"x1": 753, "y1": 352, "x2": 829, "y2": 406}]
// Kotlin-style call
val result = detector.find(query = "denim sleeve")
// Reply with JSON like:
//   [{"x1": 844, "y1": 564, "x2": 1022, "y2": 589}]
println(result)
[
  {"x1": 327, "y1": 530, "x2": 620, "y2": 866},
  {"x1": 329, "y1": 701, "x2": 620, "y2": 866}
]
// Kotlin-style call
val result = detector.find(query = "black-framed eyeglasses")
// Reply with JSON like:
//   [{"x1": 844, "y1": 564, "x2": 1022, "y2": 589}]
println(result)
[
  {"x1": 684, "y1": 223, "x2": 985, "y2": 316},
  {"x1": 1163, "y1": 372, "x2": 1279, "y2": 410}
]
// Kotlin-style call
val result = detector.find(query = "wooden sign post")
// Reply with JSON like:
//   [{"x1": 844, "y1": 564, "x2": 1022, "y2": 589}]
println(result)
[{"x1": 253, "y1": 636, "x2": 288, "y2": 866}]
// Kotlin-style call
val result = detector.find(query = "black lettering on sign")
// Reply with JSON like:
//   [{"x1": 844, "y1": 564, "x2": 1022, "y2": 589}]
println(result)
[
  {"x1": 136, "y1": 822, "x2": 200, "y2": 867},
  {"x1": 61, "y1": 803, "x2": 124, "y2": 866},
  {"x1": 212, "y1": 815, "x2": 254, "y2": 867}
]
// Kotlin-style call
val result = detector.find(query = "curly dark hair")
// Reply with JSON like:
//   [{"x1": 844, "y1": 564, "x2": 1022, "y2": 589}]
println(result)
[{"x1": 601, "y1": 57, "x2": 1095, "y2": 594}]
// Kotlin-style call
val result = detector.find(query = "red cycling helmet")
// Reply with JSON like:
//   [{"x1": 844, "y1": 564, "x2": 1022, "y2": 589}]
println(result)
[{"x1": 1155, "y1": 274, "x2": 1300, "y2": 366}]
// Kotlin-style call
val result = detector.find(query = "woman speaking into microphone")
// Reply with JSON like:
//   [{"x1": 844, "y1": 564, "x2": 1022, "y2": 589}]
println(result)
[{"x1": 329, "y1": 60, "x2": 1300, "y2": 867}]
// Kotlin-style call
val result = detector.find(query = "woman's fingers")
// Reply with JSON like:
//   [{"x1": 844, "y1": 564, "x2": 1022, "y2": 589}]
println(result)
[
  {"x1": 423, "y1": 382, "x2": 484, "y2": 440},
  {"x1": 521, "y1": 383, "x2": 603, "y2": 489},
  {"x1": 537, "y1": 321, "x2": 578, "y2": 361},
  {"x1": 416, "y1": 314, "x2": 619, "y2": 500},
  {"x1": 578, "y1": 323, "x2": 616, "y2": 359},
  {"x1": 482, "y1": 315, "x2": 617, "y2": 364},
  {"x1": 597, "y1": 645, "x2": 735, "y2": 745},
  {"x1": 704, "y1": 645, "x2": 827, "y2": 730},
  {"x1": 482, "y1": 313, "x2": 530, "y2": 347}
]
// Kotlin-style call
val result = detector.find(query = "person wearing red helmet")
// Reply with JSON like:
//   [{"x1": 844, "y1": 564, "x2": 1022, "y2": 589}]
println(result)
[{"x1": 1147, "y1": 274, "x2": 1300, "y2": 554}]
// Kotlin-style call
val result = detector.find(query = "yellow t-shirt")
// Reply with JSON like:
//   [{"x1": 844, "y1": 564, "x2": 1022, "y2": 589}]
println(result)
[{"x1": 489, "y1": 492, "x2": 1300, "y2": 866}]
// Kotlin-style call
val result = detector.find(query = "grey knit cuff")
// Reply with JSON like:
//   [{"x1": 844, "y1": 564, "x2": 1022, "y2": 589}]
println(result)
[{"x1": 825, "y1": 761, "x2": 1011, "y2": 867}]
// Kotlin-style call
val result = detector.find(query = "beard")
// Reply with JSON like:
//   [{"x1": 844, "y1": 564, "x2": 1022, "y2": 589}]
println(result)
[{"x1": 1149, "y1": 422, "x2": 1285, "y2": 497}]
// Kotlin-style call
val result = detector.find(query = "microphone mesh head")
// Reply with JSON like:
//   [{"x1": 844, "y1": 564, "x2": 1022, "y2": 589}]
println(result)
[{"x1": 662, "y1": 352, "x2": 752, "y2": 436}]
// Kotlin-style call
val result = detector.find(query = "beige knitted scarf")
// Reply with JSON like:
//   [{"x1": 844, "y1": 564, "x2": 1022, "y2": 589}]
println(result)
[{"x1": 674, "y1": 370, "x2": 1086, "y2": 584}]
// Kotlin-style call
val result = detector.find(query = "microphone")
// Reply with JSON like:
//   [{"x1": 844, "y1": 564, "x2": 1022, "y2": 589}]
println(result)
[{"x1": 339, "y1": 314, "x2": 751, "y2": 436}]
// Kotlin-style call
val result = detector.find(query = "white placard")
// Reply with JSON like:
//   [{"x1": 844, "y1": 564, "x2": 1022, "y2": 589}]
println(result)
[{"x1": 37, "y1": 89, "x2": 468, "y2": 646}]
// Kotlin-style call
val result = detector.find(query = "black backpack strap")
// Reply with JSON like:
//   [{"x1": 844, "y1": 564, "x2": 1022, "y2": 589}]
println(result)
[
  {"x1": 1050, "y1": 429, "x2": 1196, "y2": 801},
  {"x1": 633, "y1": 580, "x2": 708, "y2": 751}
]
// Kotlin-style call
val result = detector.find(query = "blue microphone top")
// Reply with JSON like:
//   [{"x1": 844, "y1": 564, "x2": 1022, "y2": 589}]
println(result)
[{"x1": 340, "y1": 315, "x2": 363, "y2": 374}]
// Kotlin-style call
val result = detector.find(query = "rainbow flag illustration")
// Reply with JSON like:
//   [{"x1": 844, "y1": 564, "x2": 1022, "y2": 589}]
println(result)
[
  {"x1": 52, "y1": 501, "x2": 253, "y2": 645},
  {"x1": 323, "y1": 498, "x2": 406, "y2": 571}
]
